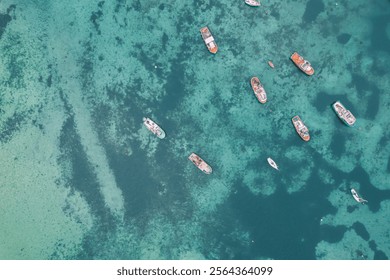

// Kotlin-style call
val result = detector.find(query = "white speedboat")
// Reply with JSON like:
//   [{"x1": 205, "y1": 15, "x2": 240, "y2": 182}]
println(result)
[
  {"x1": 245, "y1": 0, "x2": 261, "y2": 6},
  {"x1": 351, "y1": 188, "x2": 367, "y2": 204},
  {"x1": 267, "y1": 157, "x2": 279, "y2": 170},
  {"x1": 143, "y1": 117, "x2": 166, "y2": 139}
]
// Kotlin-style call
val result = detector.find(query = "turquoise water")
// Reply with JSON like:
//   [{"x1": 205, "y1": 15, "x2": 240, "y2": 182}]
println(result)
[{"x1": 0, "y1": 0, "x2": 389, "y2": 259}]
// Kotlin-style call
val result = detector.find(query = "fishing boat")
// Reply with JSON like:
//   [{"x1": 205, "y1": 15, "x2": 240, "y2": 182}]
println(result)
[
  {"x1": 250, "y1": 77, "x2": 267, "y2": 104},
  {"x1": 332, "y1": 101, "x2": 356, "y2": 126},
  {"x1": 351, "y1": 188, "x2": 367, "y2": 204},
  {"x1": 267, "y1": 157, "x2": 279, "y2": 170},
  {"x1": 200, "y1": 26, "x2": 218, "y2": 54},
  {"x1": 290, "y1": 52, "x2": 314, "y2": 75},
  {"x1": 143, "y1": 117, "x2": 166, "y2": 139},
  {"x1": 292, "y1": 115, "x2": 310, "y2": 141},
  {"x1": 245, "y1": 0, "x2": 261, "y2": 6},
  {"x1": 268, "y1": 61, "x2": 275, "y2": 68},
  {"x1": 188, "y1": 153, "x2": 212, "y2": 174}
]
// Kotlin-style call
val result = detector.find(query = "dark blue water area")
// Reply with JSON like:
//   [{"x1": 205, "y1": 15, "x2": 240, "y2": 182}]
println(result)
[
  {"x1": 206, "y1": 141, "x2": 390, "y2": 259},
  {"x1": 302, "y1": 0, "x2": 325, "y2": 23},
  {"x1": 222, "y1": 179, "x2": 336, "y2": 259}
]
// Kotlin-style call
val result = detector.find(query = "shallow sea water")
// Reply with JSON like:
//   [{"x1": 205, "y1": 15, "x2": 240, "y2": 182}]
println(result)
[{"x1": 0, "y1": 0, "x2": 389, "y2": 260}]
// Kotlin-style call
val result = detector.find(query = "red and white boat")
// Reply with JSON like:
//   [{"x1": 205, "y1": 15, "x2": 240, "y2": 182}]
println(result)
[
  {"x1": 250, "y1": 77, "x2": 267, "y2": 104},
  {"x1": 268, "y1": 61, "x2": 275, "y2": 68},
  {"x1": 200, "y1": 27, "x2": 218, "y2": 54},
  {"x1": 292, "y1": 115, "x2": 310, "y2": 141},
  {"x1": 290, "y1": 52, "x2": 314, "y2": 75}
]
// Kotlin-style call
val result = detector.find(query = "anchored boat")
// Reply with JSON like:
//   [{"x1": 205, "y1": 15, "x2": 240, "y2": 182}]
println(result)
[
  {"x1": 143, "y1": 117, "x2": 166, "y2": 139},
  {"x1": 332, "y1": 101, "x2": 356, "y2": 126},
  {"x1": 290, "y1": 52, "x2": 314, "y2": 75},
  {"x1": 250, "y1": 77, "x2": 267, "y2": 104},
  {"x1": 351, "y1": 188, "x2": 367, "y2": 204},
  {"x1": 292, "y1": 115, "x2": 310, "y2": 141},
  {"x1": 268, "y1": 61, "x2": 275, "y2": 68},
  {"x1": 200, "y1": 26, "x2": 218, "y2": 54},
  {"x1": 188, "y1": 153, "x2": 212, "y2": 174},
  {"x1": 267, "y1": 157, "x2": 279, "y2": 170},
  {"x1": 245, "y1": 0, "x2": 261, "y2": 7}
]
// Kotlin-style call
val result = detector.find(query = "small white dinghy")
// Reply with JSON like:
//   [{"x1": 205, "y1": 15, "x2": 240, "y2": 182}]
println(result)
[
  {"x1": 351, "y1": 188, "x2": 367, "y2": 204},
  {"x1": 245, "y1": 0, "x2": 261, "y2": 7},
  {"x1": 267, "y1": 157, "x2": 279, "y2": 170}
]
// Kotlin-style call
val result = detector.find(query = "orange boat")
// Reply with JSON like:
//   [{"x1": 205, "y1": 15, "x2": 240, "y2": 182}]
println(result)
[
  {"x1": 250, "y1": 77, "x2": 267, "y2": 104},
  {"x1": 292, "y1": 115, "x2": 310, "y2": 141},
  {"x1": 200, "y1": 27, "x2": 218, "y2": 54},
  {"x1": 290, "y1": 52, "x2": 314, "y2": 75}
]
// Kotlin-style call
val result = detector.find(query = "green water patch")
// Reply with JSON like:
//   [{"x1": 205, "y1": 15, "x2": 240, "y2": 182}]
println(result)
[
  {"x1": 0, "y1": 4, "x2": 14, "y2": 39},
  {"x1": 337, "y1": 33, "x2": 352, "y2": 45},
  {"x1": 90, "y1": 1, "x2": 105, "y2": 34},
  {"x1": 348, "y1": 73, "x2": 379, "y2": 120},
  {"x1": 370, "y1": 14, "x2": 390, "y2": 52},
  {"x1": 319, "y1": 224, "x2": 347, "y2": 243},
  {"x1": 0, "y1": 112, "x2": 26, "y2": 143},
  {"x1": 369, "y1": 240, "x2": 389, "y2": 260},
  {"x1": 330, "y1": 129, "x2": 346, "y2": 157},
  {"x1": 160, "y1": 60, "x2": 186, "y2": 111},
  {"x1": 227, "y1": 171, "x2": 336, "y2": 259},
  {"x1": 302, "y1": 0, "x2": 325, "y2": 23},
  {"x1": 351, "y1": 221, "x2": 370, "y2": 241},
  {"x1": 58, "y1": 114, "x2": 114, "y2": 224}
]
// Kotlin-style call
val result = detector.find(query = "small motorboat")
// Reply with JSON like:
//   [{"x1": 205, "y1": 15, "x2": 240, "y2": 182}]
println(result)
[
  {"x1": 267, "y1": 157, "x2": 279, "y2": 170},
  {"x1": 351, "y1": 188, "x2": 367, "y2": 204},
  {"x1": 143, "y1": 117, "x2": 166, "y2": 139},
  {"x1": 268, "y1": 61, "x2": 275, "y2": 68},
  {"x1": 200, "y1": 26, "x2": 218, "y2": 54},
  {"x1": 290, "y1": 52, "x2": 314, "y2": 75},
  {"x1": 188, "y1": 153, "x2": 212, "y2": 174}
]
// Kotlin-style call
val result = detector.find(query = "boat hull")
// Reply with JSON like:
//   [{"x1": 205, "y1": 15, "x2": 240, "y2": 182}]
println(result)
[
  {"x1": 292, "y1": 116, "x2": 310, "y2": 141},
  {"x1": 143, "y1": 117, "x2": 166, "y2": 139},
  {"x1": 200, "y1": 27, "x2": 218, "y2": 54},
  {"x1": 245, "y1": 0, "x2": 261, "y2": 6},
  {"x1": 290, "y1": 52, "x2": 314, "y2": 75},
  {"x1": 351, "y1": 188, "x2": 367, "y2": 203},
  {"x1": 250, "y1": 77, "x2": 267, "y2": 103},
  {"x1": 267, "y1": 157, "x2": 278, "y2": 170},
  {"x1": 189, "y1": 153, "x2": 212, "y2": 174},
  {"x1": 332, "y1": 101, "x2": 356, "y2": 126}
]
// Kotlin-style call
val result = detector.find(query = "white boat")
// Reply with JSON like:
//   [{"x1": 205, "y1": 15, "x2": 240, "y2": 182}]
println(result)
[
  {"x1": 267, "y1": 157, "x2": 279, "y2": 170},
  {"x1": 292, "y1": 115, "x2": 310, "y2": 141},
  {"x1": 143, "y1": 117, "x2": 166, "y2": 139},
  {"x1": 351, "y1": 188, "x2": 367, "y2": 204},
  {"x1": 332, "y1": 101, "x2": 356, "y2": 126},
  {"x1": 245, "y1": 0, "x2": 261, "y2": 7},
  {"x1": 250, "y1": 77, "x2": 267, "y2": 104},
  {"x1": 188, "y1": 153, "x2": 212, "y2": 174}
]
